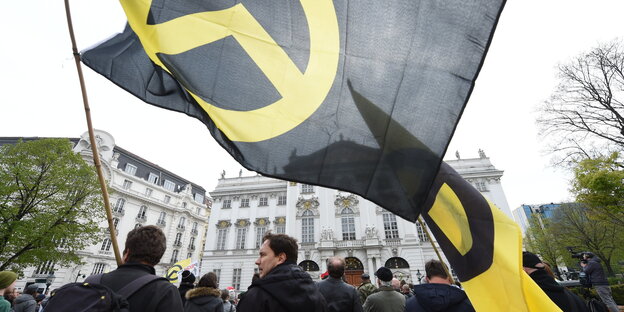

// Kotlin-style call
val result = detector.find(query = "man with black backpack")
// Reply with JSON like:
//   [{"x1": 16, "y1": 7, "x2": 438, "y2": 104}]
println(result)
[{"x1": 45, "y1": 225, "x2": 183, "y2": 312}]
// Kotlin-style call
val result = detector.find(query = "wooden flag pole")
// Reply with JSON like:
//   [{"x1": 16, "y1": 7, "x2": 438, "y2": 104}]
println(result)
[
  {"x1": 418, "y1": 216, "x2": 455, "y2": 284},
  {"x1": 64, "y1": 0, "x2": 122, "y2": 266}
]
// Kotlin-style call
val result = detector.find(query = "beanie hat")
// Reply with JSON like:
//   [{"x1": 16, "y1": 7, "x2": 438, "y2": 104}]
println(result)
[
  {"x1": 375, "y1": 267, "x2": 393, "y2": 282},
  {"x1": 522, "y1": 251, "x2": 543, "y2": 269},
  {"x1": 181, "y1": 270, "x2": 196, "y2": 284},
  {"x1": 0, "y1": 271, "x2": 17, "y2": 289}
]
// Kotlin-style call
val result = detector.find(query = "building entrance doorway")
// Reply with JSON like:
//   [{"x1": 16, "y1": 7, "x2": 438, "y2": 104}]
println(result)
[{"x1": 344, "y1": 257, "x2": 364, "y2": 286}]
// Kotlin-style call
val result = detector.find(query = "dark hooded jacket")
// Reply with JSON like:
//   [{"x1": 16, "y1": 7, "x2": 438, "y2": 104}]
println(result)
[
  {"x1": 583, "y1": 257, "x2": 609, "y2": 286},
  {"x1": 237, "y1": 262, "x2": 327, "y2": 312},
  {"x1": 178, "y1": 282, "x2": 195, "y2": 305},
  {"x1": 183, "y1": 287, "x2": 223, "y2": 312},
  {"x1": 405, "y1": 283, "x2": 474, "y2": 312},
  {"x1": 529, "y1": 269, "x2": 589, "y2": 312},
  {"x1": 13, "y1": 293, "x2": 37, "y2": 312}
]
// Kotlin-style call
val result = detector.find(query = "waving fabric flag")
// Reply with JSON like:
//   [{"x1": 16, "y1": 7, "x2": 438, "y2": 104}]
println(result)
[{"x1": 81, "y1": 0, "x2": 558, "y2": 310}]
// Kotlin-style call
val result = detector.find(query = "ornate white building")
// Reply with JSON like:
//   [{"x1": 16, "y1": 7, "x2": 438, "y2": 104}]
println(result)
[
  {"x1": 6, "y1": 130, "x2": 210, "y2": 291},
  {"x1": 201, "y1": 151, "x2": 511, "y2": 291}
]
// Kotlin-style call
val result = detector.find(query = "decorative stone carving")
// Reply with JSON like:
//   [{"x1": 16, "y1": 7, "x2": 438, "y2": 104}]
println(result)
[
  {"x1": 235, "y1": 219, "x2": 250, "y2": 228},
  {"x1": 273, "y1": 216, "x2": 286, "y2": 225},
  {"x1": 478, "y1": 149, "x2": 487, "y2": 158},
  {"x1": 320, "y1": 227, "x2": 334, "y2": 241},
  {"x1": 375, "y1": 206, "x2": 386, "y2": 215},
  {"x1": 365, "y1": 225, "x2": 379, "y2": 239},
  {"x1": 334, "y1": 194, "x2": 359, "y2": 215},
  {"x1": 254, "y1": 218, "x2": 269, "y2": 227},
  {"x1": 296, "y1": 196, "x2": 320, "y2": 217},
  {"x1": 216, "y1": 220, "x2": 232, "y2": 229},
  {"x1": 220, "y1": 170, "x2": 225, "y2": 179}
]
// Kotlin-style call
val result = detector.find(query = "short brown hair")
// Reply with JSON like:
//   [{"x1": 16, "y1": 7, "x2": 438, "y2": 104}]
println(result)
[
  {"x1": 124, "y1": 225, "x2": 166, "y2": 266},
  {"x1": 262, "y1": 232, "x2": 298, "y2": 263},
  {"x1": 198, "y1": 272, "x2": 218, "y2": 288},
  {"x1": 425, "y1": 260, "x2": 449, "y2": 279}
]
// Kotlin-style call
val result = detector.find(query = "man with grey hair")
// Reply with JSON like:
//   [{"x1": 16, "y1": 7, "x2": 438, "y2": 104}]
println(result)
[
  {"x1": 363, "y1": 267, "x2": 405, "y2": 312},
  {"x1": 317, "y1": 257, "x2": 362, "y2": 312}
]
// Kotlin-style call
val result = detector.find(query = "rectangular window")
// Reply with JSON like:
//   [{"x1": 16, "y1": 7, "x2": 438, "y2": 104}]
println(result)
[
  {"x1": 259, "y1": 197, "x2": 268, "y2": 206},
  {"x1": 157, "y1": 212, "x2": 167, "y2": 225},
  {"x1": 255, "y1": 226, "x2": 266, "y2": 248},
  {"x1": 122, "y1": 179, "x2": 132, "y2": 190},
  {"x1": 236, "y1": 228, "x2": 247, "y2": 249},
  {"x1": 148, "y1": 172, "x2": 159, "y2": 184},
  {"x1": 240, "y1": 198, "x2": 250, "y2": 208},
  {"x1": 114, "y1": 198, "x2": 125, "y2": 213},
  {"x1": 101, "y1": 238, "x2": 112, "y2": 251},
  {"x1": 113, "y1": 218, "x2": 120, "y2": 230},
  {"x1": 91, "y1": 263, "x2": 105, "y2": 275},
  {"x1": 194, "y1": 193, "x2": 204, "y2": 204},
  {"x1": 341, "y1": 216, "x2": 356, "y2": 240},
  {"x1": 213, "y1": 269, "x2": 221, "y2": 284},
  {"x1": 416, "y1": 223, "x2": 429, "y2": 242},
  {"x1": 124, "y1": 163, "x2": 137, "y2": 176},
  {"x1": 476, "y1": 181, "x2": 488, "y2": 192},
  {"x1": 164, "y1": 195, "x2": 171, "y2": 204},
  {"x1": 232, "y1": 268, "x2": 242, "y2": 290},
  {"x1": 145, "y1": 188, "x2": 153, "y2": 197},
  {"x1": 170, "y1": 250, "x2": 179, "y2": 263},
  {"x1": 301, "y1": 184, "x2": 314, "y2": 193},
  {"x1": 163, "y1": 180, "x2": 176, "y2": 192},
  {"x1": 301, "y1": 218, "x2": 314, "y2": 243},
  {"x1": 275, "y1": 224, "x2": 286, "y2": 234},
  {"x1": 223, "y1": 199, "x2": 231, "y2": 209},
  {"x1": 217, "y1": 229, "x2": 228, "y2": 250},
  {"x1": 35, "y1": 260, "x2": 56, "y2": 275},
  {"x1": 277, "y1": 196, "x2": 287, "y2": 206},
  {"x1": 383, "y1": 213, "x2": 400, "y2": 239}
]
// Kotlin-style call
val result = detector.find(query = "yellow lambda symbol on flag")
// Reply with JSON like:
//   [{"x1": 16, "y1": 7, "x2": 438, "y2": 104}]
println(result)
[{"x1": 121, "y1": 0, "x2": 340, "y2": 142}]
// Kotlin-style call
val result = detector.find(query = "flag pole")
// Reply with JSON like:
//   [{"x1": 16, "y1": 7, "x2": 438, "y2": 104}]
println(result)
[
  {"x1": 418, "y1": 217, "x2": 455, "y2": 284},
  {"x1": 64, "y1": 0, "x2": 123, "y2": 266}
]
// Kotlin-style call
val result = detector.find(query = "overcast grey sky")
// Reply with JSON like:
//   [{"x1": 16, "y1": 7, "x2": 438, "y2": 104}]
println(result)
[{"x1": 1, "y1": 0, "x2": 622, "y2": 213}]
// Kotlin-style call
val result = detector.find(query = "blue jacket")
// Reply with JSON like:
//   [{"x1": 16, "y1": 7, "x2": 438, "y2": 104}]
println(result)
[{"x1": 405, "y1": 283, "x2": 474, "y2": 312}]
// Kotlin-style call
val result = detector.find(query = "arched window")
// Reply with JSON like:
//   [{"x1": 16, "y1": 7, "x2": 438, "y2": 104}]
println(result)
[
  {"x1": 301, "y1": 210, "x2": 314, "y2": 243},
  {"x1": 298, "y1": 260, "x2": 320, "y2": 272},
  {"x1": 341, "y1": 208, "x2": 356, "y2": 240},
  {"x1": 385, "y1": 257, "x2": 410, "y2": 269}
]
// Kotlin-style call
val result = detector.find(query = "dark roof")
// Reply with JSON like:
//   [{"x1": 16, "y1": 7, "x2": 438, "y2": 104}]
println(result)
[{"x1": 0, "y1": 136, "x2": 206, "y2": 196}]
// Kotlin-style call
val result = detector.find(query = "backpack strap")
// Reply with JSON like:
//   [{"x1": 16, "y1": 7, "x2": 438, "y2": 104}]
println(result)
[
  {"x1": 84, "y1": 273, "x2": 104, "y2": 284},
  {"x1": 117, "y1": 274, "x2": 167, "y2": 299}
]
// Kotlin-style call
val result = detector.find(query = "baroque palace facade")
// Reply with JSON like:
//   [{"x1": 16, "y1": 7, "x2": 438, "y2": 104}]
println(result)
[
  {"x1": 201, "y1": 150, "x2": 511, "y2": 291},
  {"x1": 2, "y1": 130, "x2": 210, "y2": 291}
]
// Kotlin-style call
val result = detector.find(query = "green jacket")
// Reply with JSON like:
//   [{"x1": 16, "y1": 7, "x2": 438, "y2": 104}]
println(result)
[
  {"x1": 0, "y1": 297, "x2": 10, "y2": 312},
  {"x1": 363, "y1": 286, "x2": 405, "y2": 312},
  {"x1": 357, "y1": 281, "x2": 377, "y2": 304}
]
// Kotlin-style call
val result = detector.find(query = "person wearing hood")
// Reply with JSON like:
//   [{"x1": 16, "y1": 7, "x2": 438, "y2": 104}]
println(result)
[
  {"x1": 179, "y1": 270, "x2": 196, "y2": 305},
  {"x1": 405, "y1": 260, "x2": 473, "y2": 312},
  {"x1": 237, "y1": 232, "x2": 327, "y2": 312},
  {"x1": 184, "y1": 272, "x2": 223, "y2": 312},
  {"x1": 523, "y1": 251, "x2": 588, "y2": 312},
  {"x1": 581, "y1": 252, "x2": 619, "y2": 312},
  {"x1": 13, "y1": 284, "x2": 38, "y2": 312}
]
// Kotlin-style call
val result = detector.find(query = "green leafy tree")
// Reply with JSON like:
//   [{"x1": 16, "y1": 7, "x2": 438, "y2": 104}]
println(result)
[
  {"x1": 550, "y1": 203, "x2": 623, "y2": 276},
  {"x1": 524, "y1": 216, "x2": 566, "y2": 277},
  {"x1": 572, "y1": 152, "x2": 624, "y2": 227},
  {"x1": 0, "y1": 138, "x2": 105, "y2": 272}
]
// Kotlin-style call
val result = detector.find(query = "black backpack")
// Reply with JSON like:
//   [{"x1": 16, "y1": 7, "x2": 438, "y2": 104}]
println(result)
[{"x1": 43, "y1": 274, "x2": 165, "y2": 312}]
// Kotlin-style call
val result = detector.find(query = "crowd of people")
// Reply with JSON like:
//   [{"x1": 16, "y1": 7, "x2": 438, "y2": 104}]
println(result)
[{"x1": 0, "y1": 226, "x2": 619, "y2": 312}]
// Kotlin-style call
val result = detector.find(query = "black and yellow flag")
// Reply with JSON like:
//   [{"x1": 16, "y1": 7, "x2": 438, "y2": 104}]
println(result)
[{"x1": 81, "y1": 0, "x2": 559, "y2": 310}]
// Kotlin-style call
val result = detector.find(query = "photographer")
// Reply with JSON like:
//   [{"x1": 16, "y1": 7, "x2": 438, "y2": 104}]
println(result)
[{"x1": 580, "y1": 253, "x2": 619, "y2": 312}]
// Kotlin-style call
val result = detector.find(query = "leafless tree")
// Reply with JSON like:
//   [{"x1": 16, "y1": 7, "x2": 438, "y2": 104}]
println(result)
[{"x1": 537, "y1": 40, "x2": 624, "y2": 166}]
